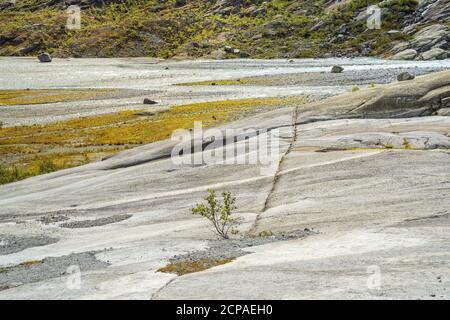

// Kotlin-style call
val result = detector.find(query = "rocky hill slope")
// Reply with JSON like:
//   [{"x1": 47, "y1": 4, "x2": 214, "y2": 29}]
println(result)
[{"x1": 0, "y1": 0, "x2": 449, "y2": 59}]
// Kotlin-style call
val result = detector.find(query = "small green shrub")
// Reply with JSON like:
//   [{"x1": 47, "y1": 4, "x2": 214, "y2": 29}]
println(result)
[
  {"x1": 191, "y1": 189, "x2": 241, "y2": 239},
  {"x1": 402, "y1": 138, "x2": 412, "y2": 149}
]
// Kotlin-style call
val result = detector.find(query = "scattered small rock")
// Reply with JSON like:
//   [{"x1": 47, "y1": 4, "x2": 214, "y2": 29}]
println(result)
[
  {"x1": 38, "y1": 214, "x2": 69, "y2": 225},
  {"x1": 224, "y1": 45, "x2": 241, "y2": 55}
]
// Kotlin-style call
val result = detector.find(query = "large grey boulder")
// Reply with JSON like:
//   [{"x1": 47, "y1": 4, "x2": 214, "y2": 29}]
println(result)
[
  {"x1": 397, "y1": 72, "x2": 415, "y2": 81},
  {"x1": 436, "y1": 108, "x2": 450, "y2": 116},
  {"x1": 391, "y1": 49, "x2": 418, "y2": 60},
  {"x1": 331, "y1": 65, "x2": 344, "y2": 73},
  {"x1": 143, "y1": 98, "x2": 157, "y2": 105},
  {"x1": 37, "y1": 52, "x2": 52, "y2": 63},
  {"x1": 418, "y1": 48, "x2": 448, "y2": 60},
  {"x1": 390, "y1": 41, "x2": 410, "y2": 54}
]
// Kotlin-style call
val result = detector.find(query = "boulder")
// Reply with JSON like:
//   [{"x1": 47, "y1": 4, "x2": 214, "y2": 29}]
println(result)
[
  {"x1": 242, "y1": 4, "x2": 267, "y2": 17},
  {"x1": 391, "y1": 49, "x2": 418, "y2": 60},
  {"x1": 442, "y1": 97, "x2": 450, "y2": 107},
  {"x1": 37, "y1": 52, "x2": 52, "y2": 63},
  {"x1": 390, "y1": 41, "x2": 410, "y2": 54},
  {"x1": 239, "y1": 51, "x2": 250, "y2": 58},
  {"x1": 210, "y1": 0, "x2": 243, "y2": 15},
  {"x1": 331, "y1": 65, "x2": 344, "y2": 73},
  {"x1": 432, "y1": 40, "x2": 449, "y2": 51},
  {"x1": 175, "y1": 0, "x2": 187, "y2": 7},
  {"x1": 436, "y1": 108, "x2": 450, "y2": 116},
  {"x1": 419, "y1": 48, "x2": 448, "y2": 60},
  {"x1": 224, "y1": 46, "x2": 241, "y2": 55},
  {"x1": 397, "y1": 72, "x2": 415, "y2": 82},
  {"x1": 143, "y1": 98, "x2": 157, "y2": 105}
]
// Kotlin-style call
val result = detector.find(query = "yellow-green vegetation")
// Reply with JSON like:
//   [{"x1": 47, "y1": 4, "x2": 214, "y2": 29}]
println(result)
[
  {"x1": 157, "y1": 258, "x2": 234, "y2": 276},
  {"x1": 0, "y1": 260, "x2": 42, "y2": 275},
  {"x1": 258, "y1": 230, "x2": 273, "y2": 237},
  {"x1": 0, "y1": 96, "x2": 305, "y2": 184},
  {"x1": 0, "y1": 89, "x2": 113, "y2": 106},
  {"x1": 402, "y1": 138, "x2": 412, "y2": 149},
  {"x1": 351, "y1": 86, "x2": 360, "y2": 92},
  {"x1": 18, "y1": 260, "x2": 42, "y2": 267}
]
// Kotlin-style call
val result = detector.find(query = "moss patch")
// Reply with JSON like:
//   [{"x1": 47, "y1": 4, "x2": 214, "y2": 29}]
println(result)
[
  {"x1": 18, "y1": 260, "x2": 42, "y2": 267},
  {"x1": 157, "y1": 257, "x2": 234, "y2": 276}
]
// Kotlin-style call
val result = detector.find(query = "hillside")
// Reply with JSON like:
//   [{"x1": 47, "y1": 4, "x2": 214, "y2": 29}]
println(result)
[{"x1": 0, "y1": 0, "x2": 449, "y2": 59}]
